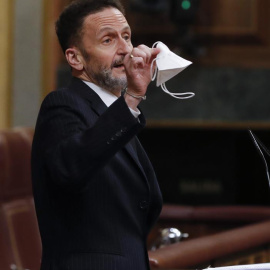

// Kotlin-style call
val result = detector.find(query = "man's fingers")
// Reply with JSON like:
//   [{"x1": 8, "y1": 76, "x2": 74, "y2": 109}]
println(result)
[
  {"x1": 129, "y1": 56, "x2": 145, "y2": 69},
  {"x1": 129, "y1": 44, "x2": 159, "y2": 64},
  {"x1": 131, "y1": 47, "x2": 149, "y2": 63},
  {"x1": 150, "y1": 47, "x2": 160, "y2": 62},
  {"x1": 124, "y1": 45, "x2": 160, "y2": 71},
  {"x1": 137, "y1": 44, "x2": 152, "y2": 63}
]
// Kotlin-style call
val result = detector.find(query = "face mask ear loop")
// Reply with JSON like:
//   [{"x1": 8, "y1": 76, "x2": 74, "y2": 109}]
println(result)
[
  {"x1": 161, "y1": 83, "x2": 195, "y2": 99},
  {"x1": 152, "y1": 41, "x2": 161, "y2": 48},
  {"x1": 151, "y1": 58, "x2": 158, "y2": 82}
]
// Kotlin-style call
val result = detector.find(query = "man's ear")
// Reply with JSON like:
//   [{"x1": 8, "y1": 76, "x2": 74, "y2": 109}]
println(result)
[{"x1": 65, "y1": 48, "x2": 84, "y2": 71}]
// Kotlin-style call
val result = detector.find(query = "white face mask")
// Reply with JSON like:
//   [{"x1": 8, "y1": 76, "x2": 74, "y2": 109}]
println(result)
[{"x1": 151, "y1": 41, "x2": 195, "y2": 99}]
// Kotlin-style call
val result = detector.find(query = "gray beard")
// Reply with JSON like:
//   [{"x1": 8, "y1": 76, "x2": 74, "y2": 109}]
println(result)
[{"x1": 87, "y1": 66, "x2": 127, "y2": 93}]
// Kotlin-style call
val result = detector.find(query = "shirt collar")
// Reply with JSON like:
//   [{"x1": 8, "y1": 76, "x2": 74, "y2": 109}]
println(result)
[{"x1": 82, "y1": 80, "x2": 118, "y2": 107}]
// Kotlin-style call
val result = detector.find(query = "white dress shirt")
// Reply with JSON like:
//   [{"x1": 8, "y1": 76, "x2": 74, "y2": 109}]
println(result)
[{"x1": 83, "y1": 81, "x2": 140, "y2": 118}]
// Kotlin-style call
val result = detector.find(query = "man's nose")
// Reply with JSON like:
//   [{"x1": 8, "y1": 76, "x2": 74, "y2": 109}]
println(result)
[{"x1": 117, "y1": 38, "x2": 132, "y2": 55}]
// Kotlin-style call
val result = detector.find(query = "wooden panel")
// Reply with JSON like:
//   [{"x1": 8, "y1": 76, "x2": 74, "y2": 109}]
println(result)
[
  {"x1": 126, "y1": 11, "x2": 176, "y2": 37},
  {"x1": 125, "y1": 2, "x2": 176, "y2": 46},
  {"x1": 42, "y1": 0, "x2": 70, "y2": 97},
  {"x1": 195, "y1": 0, "x2": 270, "y2": 67},
  {"x1": 0, "y1": 0, "x2": 13, "y2": 128},
  {"x1": 196, "y1": 0, "x2": 257, "y2": 36}
]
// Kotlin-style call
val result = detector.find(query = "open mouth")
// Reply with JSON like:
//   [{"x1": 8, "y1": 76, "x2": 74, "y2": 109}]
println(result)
[{"x1": 113, "y1": 64, "x2": 124, "y2": 69}]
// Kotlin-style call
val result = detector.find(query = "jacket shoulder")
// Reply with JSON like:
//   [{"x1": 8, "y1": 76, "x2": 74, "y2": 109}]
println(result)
[{"x1": 41, "y1": 87, "x2": 86, "y2": 109}]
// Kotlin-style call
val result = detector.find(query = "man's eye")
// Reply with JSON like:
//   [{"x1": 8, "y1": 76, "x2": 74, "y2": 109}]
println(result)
[
  {"x1": 123, "y1": 35, "x2": 130, "y2": 41},
  {"x1": 103, "y1": 38, "x2": 111, "y2": 44}
]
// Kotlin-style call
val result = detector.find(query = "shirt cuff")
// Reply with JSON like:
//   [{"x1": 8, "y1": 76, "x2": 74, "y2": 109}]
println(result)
[{"x1": 129, "y1": 107, "x2": 141, "y2": 118}]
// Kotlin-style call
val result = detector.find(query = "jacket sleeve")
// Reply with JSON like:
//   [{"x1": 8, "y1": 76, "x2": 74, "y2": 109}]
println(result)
[{"x1": 32, "y1": 89, "x2": 145, "y2": 192}]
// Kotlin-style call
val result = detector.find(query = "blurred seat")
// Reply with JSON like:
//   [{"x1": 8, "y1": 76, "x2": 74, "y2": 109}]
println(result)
[
  {"x1": 0, "y1": 127, "x2": 41, "y2": 270},
  {"x1": 0, "y1": 199, "x2": 41, "y2": 270},
  {"x1": 148, "y1": 204, "x2": 270, "y2": 269},
  {"x1": 0, "y1": 208, "x2": 15, "y2": 269},
  {"x1": 0, "y1": 127, "x2": 34, "y2": 201}
]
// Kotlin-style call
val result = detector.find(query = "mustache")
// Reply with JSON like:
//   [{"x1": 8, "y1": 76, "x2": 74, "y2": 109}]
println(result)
[{"x1": 111, "y1": 56, "x2": 125, "y2": 68}]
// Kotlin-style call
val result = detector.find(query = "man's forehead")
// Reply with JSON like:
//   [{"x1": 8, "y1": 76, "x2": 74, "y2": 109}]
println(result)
[{"x1": 84, "y1": 7, "x2": 129, "y2": 33}]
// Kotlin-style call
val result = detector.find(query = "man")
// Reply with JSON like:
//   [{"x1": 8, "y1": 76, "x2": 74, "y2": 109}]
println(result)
[{"x1": 31, "y1": 0, "x2": 162, "y2": 269}]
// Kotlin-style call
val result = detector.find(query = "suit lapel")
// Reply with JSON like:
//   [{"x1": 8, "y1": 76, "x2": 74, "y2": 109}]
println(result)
[
  {"x1": 67, "y1": 77, "x2": 149, "y2": 184},
  {"x1": 68, "y1": 77, "x2": 108, "y2": 116}
]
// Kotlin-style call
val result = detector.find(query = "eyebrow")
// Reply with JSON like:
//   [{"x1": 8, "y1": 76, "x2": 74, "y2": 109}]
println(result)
[{"x1": 97, "y1": 26, "x2": 131, "y2": 37}]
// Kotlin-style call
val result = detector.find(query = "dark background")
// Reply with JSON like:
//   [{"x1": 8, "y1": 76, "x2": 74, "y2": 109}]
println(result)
[{"x1": 139, "y1": 127, "x2": 270, "y2": 206}]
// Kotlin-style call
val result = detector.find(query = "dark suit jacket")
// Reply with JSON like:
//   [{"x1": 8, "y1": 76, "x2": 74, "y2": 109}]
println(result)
[{"x1": 31, "y1": 77, "x2": 163, "y2": 270}]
